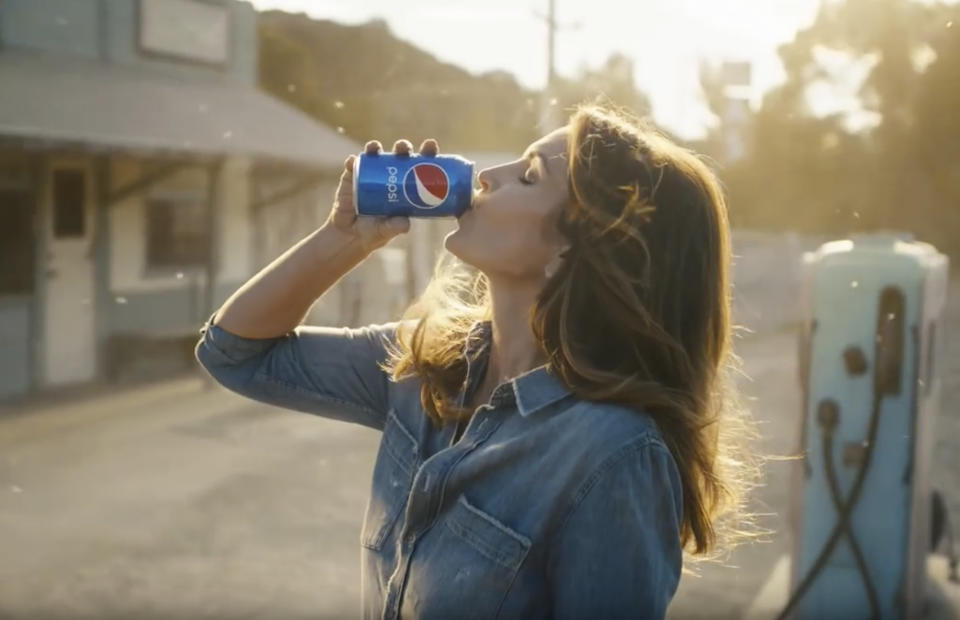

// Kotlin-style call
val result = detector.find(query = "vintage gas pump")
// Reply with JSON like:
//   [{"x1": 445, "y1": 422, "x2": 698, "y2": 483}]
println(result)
[{"x1": 782, "y1": 234, "x2": 953, "y2": 619}]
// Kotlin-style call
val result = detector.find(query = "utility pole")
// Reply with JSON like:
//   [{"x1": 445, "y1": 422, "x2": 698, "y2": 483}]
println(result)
[
  {"x1": 547, "y1": 0, "x2": 556, "y2": 88},
  {"x1": 534, "y1": 0, "x2": 562, "y2": 130},
  {"x1": 533, "y1": 0, "x2": 580, "y2": 131}
]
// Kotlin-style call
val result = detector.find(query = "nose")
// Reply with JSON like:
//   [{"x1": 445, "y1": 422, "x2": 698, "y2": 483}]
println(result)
[{"x1": 477, "y1": 167, "x2": 495, "y2": 192}]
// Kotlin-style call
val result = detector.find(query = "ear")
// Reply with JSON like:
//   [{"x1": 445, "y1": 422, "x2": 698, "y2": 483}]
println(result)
[{"x1": 544, "y1": 243, "x2": 572, "y2": 279}]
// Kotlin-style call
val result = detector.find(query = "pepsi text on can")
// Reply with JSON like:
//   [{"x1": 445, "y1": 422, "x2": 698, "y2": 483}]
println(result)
[{"x1": 354, "y1": 153, "x2": 474, "y2": 218}]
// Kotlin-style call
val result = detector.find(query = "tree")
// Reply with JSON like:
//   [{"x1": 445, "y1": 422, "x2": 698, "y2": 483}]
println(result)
[
  {"x1": 257, "y1": 12, "x2": 538, "y2": 152},
  {"x1": 710, "y1": 0, "x2": 959, "y2": 254},
  {"x1": 554, "y1": 53, "x2": 652, "y2": 120},
  {"x1": 908, "y1": 7, "x2": 960, "y2": 251}
]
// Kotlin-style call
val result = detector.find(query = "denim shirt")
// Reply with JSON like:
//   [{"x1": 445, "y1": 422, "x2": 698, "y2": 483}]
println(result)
[{"x1": 196, "y1": 318, "x2": 684, "y2": 619}]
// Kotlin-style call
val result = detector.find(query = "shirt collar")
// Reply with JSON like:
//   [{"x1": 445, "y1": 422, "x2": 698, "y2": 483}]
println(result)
[
  {"x1": 510, "y1": 364, "x2": 573, "y2": 417},
  {"x1": 461, "y1": 321, "x2": 573, "y2": 417}
]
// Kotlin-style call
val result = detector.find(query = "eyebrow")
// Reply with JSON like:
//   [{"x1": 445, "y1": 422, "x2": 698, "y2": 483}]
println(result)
[{"x1": 525, "y1": 149, "x2": 550, "y2": 177}]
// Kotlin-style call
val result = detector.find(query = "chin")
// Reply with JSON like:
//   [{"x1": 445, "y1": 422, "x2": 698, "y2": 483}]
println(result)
[
  {"x1": 443, "y1": 228, "x2": 481, "y2": 270},
  {"x1": 443, "y1": 227, "x2": 467, "y2": 261}
]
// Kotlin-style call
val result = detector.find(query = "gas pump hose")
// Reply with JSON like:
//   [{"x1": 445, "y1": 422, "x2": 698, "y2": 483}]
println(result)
[{"x1": 776, "y1": 387, "x2": 884, "y2": 620}]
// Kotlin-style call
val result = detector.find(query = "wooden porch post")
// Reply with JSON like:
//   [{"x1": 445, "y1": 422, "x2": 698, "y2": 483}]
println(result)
[
  {"x1": 203, "y1": 159, "x2": 224, "y2": 326},
  {"x1": 93, "y1": 155, "x2": 112, "y2": 379},
  {"x1": 28, "y1": 155, "x2": 45, "y2": 392}
]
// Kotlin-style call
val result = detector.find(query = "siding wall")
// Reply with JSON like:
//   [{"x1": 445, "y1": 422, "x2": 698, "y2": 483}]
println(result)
[
  {"x1": 107, "y1": 155, "x2": 251, "y2": 335},
  {"x1": 0, "y1": 0, "x2": 257, "y2": 86}
]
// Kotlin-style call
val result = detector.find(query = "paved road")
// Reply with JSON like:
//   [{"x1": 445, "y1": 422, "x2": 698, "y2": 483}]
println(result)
[
  {"x1": 0, "y1": 379, "x2": 380, "y2": 620},
  {"x1": 0, "y1": 338, "x2": 794, "y2": 620},
  {"x1": 1, "y1": 276, "x2": 957, "y2": 620}
]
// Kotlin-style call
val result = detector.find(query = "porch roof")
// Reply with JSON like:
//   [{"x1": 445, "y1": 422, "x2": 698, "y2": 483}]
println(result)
[{"x1": 0, "y1": 52, "x2": 358, "y2": 168}]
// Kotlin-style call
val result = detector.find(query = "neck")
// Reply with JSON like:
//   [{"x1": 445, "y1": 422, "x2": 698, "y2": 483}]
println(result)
[{"x1": 485, "y1": 275, "x2": 547, "y2": 386}]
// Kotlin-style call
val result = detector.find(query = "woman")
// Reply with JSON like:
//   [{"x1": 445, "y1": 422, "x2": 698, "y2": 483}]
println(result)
[{"x1": 197, "y1": 105, "x2": 760, "y2": 619}]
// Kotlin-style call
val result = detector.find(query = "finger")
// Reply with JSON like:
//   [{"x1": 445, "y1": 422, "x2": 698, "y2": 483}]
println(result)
[
  {"x1": 378, "y1": 216, "x2": 410, "y2": 238},
  {"x1": 389, "y1": 216, "x2": 410, "y2": 235},
  {"x1": 343, "y1": 154, "x2": 356, "y2": 174},
  {"x1": 393, "y1": 139, "x2": 413, "y2": 156},
  {"x1": 364, "y1": 140, "x2": 382, "y2": 155},
  {"x1": 419, "y1": 139, "x2": 439, "y2": 156}
]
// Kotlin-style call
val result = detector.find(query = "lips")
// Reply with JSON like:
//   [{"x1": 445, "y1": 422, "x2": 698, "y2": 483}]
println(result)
[{"x1": 457, "y1": 193, "x2": 481, "y2": 218}]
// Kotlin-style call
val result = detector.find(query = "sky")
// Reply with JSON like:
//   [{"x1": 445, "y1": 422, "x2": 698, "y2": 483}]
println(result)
[{"x1": 248, "y1": 0, "x2": 823, "y2": 139}]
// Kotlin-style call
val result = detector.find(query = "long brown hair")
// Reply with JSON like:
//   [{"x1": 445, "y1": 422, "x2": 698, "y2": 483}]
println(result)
[{"x1": 387, "y1": 104, "x2": 764, "y2": 561}]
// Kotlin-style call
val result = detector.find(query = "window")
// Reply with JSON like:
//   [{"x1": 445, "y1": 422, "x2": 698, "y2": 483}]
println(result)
[
  {"x1": 53, "y1": 170, "x2": 85, "y2": 238},
  {"x1": 146, "y1": 197, "x2": 209, "y2": 269}
]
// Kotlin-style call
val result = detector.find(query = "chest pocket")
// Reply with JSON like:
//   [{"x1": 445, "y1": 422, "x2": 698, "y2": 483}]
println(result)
[
  {"x1": 400, "y1": 495, "x2": 532, "y2": 619},
  {"x1": 361, "y1": 408, "x2": 420, "y2": 551}
]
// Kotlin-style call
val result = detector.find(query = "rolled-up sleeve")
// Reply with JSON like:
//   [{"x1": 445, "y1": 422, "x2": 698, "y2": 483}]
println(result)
[
  {"x1": 195, "y1": 315, "x2": 399, "y2": 431},
  {"x1": 547, "y1": 436, "x2": 684, "y2": 619}
]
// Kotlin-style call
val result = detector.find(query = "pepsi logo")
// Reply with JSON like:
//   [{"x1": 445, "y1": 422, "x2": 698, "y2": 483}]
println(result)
[{"x1": 403, "y1": 163, "x2": 449, "y2": 209}]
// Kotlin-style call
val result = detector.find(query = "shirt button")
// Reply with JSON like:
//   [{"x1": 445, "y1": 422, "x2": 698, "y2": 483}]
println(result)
[{"x1": 404, "y1": 533, "x2": 415, "y2": 544}]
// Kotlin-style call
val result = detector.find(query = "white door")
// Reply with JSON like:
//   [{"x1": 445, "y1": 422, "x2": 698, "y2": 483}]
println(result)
[{"x1": 43, "y1": 159, "x2": 97, "y2": 386}]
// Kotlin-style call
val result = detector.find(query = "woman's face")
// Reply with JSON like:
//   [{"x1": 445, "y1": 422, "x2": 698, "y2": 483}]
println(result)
[{"x1": 445, "y1": 128, "x2": 570, "y2": 280}]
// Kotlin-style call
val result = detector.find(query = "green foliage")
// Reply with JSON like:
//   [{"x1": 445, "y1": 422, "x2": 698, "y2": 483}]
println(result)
[
  {"x1": 714, "y1": 0, "x2": 960, "y2": 255},
  {"x1": 257, "y1": 11, "x2": 538, "y2": 152},
  {"x1": 256, "y1": 11, "x2": 655, "y2": 154},
  {"x1": 553, "y1": 54, "x2": 652, "y2": 119}
]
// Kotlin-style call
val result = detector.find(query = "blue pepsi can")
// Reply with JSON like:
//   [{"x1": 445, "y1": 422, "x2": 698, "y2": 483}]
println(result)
[{"x1": 353, "y1": 153, "x2": 474, "y2": 218}]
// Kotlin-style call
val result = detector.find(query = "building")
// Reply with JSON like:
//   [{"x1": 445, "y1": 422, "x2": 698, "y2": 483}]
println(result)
[{"x1": 0, "y1": 0, "x2": 403, "y2": 398}]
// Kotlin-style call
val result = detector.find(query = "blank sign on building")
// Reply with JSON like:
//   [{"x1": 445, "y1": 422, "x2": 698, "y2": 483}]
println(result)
[{"x1": 139, "y1": 0, "x2": 230, "y2": 65}]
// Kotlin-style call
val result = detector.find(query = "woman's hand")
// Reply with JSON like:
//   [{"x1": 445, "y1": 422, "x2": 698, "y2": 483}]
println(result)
[{"x1": 327, "y1": 138, "x2": 439, "y2": 254}]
